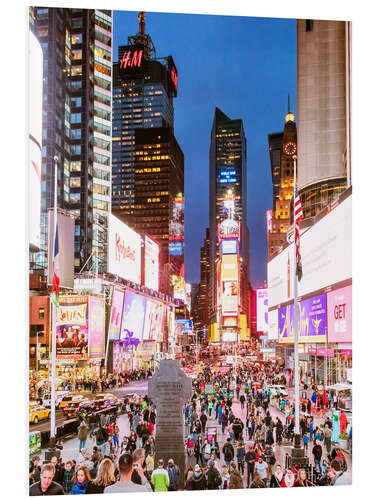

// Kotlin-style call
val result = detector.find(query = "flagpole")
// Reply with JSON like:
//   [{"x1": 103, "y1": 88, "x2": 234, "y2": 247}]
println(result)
[
  {"x1": 50, "y1": 155, "x2": 58, "y2": 445},
  {"x1": 293, "y1": 155, "x2": 300, "y2": 437}
]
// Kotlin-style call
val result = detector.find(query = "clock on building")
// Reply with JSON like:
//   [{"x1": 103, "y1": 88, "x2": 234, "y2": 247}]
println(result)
[{"x1": 283, "y1": 141, "x2": 297, "y2": 156}]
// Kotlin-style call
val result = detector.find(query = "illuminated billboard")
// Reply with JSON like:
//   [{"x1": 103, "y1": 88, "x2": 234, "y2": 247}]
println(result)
[
  {"x1": 222, "y1": 281, "x2": 238, "y2": 316},
  {"x1": 221, "y1": 239, "x2": 237, "y2": 255},
  {"x1": 221, "y1": 254, "x2": 238, "y2": 281},
  {"x1": 56, "y1": 296, "x2": 88, "y2": 360},
  {"x1": 169, "y1": 241, "x2": 183, "y2": 256},
  {"x1": 278, "y1": 293, "x2": 327, "y2": 344},
  {"x1": 29, "y1": 31, "x2": 43, "y2": 252},
  {"x1": 88, "y1": 296, "x2": 105, "y2": 359},
  {"x1": 256, "y1": 288, "x2": 268, "y2": 333},
  {"x1": 144, "y1": 235, "x2": 159, "y2": 292},
  {"x1": 175, "y1": 319, "x2": 193, "y2": 333},
  {"x1": 267, "y1": 210, "x2": 273, "y2": 233},
  {"x1": 108, "y1": 288, "x2": 125, "y2": 340},
  {"x1": 143, "y1": 299, "x2": 165, "y2": 341},
  {"x1": 169, "y1": 196, "x2": 184, "y2": 242},
  {"x1": 171, "y1": 275, "x2": 186, "y2": 301},
  {"x1": 219, "y1": 169, "x2": 237, "y2": 184},
  {"x1": 221, "y1": 330, "x2": 238, "y2": 342},
  {"x1": 327, "y1": 285, "x2": 352, "y2": 343},
  {"x1": 120, "y1": 290, "x2": 146, "y2": 341},
  {"x1": 108, "y1": 214, "x2": 141, "y2": 284}
]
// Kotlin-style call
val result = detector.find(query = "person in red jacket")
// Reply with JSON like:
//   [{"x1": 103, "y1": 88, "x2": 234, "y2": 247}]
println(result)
[
  {"x1": 281, "y1": 469, "x2": 296, "y2": 487},
  {"x1": 339, "y1": 410, "x2": 348, "y2": 435},
  {"x1": 148, "y1": 420, "x2": 154, "y2": 436}
]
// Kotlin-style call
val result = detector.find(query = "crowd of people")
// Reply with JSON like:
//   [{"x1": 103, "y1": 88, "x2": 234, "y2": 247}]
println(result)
[{"x1": 29, "y1": 361, "x2": 351, "y2": 494}]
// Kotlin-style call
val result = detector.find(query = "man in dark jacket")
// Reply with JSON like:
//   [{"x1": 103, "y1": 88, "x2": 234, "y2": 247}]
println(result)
[
  {"x1": 30, "y1": 456, "x2": 41, "y2": 483},
  {"x1": 30, "y1": 464, "x2": 65, "y2": 495},
  {"x1": 222, "y1": 438, "x2": 234, "y2": 470},
  {"x1": 167, "y1": 459, "x2": 180, "y2": 491},
  {"x1": 245, "y1": 446, "x2": 256, "y2": 487},
  {"x1": 191, "y1": 464, "x2": 207, "y2": 490},
  {"x1": 200, "y1": 411, "x2": 208, "y2": 434},
  {"x1": 50, "y1": 456, "x2": 63, "y2": 485},
  {"x1": 207, "y1": 461, "x2": 221, "y2": 489},
  {"x1": 312, "y1": 440, "x2": 323, "y2": 473}
]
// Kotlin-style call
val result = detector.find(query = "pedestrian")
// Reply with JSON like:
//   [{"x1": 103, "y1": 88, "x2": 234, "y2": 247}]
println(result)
[
  {"x1": 206, "y1": 460, "x2": 221, "y2": 490},
  {"x1": 250, "y1": 472, "x2": 265, "y2": 488},
  {"x1": 30, "y1": 456, "x2": 41, "y2": 484},
  {"x1": 294, "y1": 468, "x2": 310, "y2": 487},
  {"x1": 151, "y1": 459, "x2": 170, "y2": 492},
  {"x1": 221, "y1": 465, "x2": 230, "y2": 489},
  {"x1": 29, "y1": 463, "x2": 65, "y2": 496},
  {"x1": 191, "y1": 464, "x2": 207, "y2": 490},
  {"x1": 240, "y1": 394, "x2": 246, "y2": 409},
  {"x1": 324, "y1": 424, "x2": 332, "y2": 454},
  {"x1": 131, "y1": 448, "x2": 146, "y2": 485},
  {"x1": 194, "y1": 436, "x2": 203, "y2": 465},
  {"x1": 222, "y1": 437, "x2": 234, "y2": 471},
  {"x1": 270, "y1": 463, "x2": 283, "y2": 487},
  {"x1": 229, "y1": 462, "x2": 244, "y2": 489},
  {"x1": 185, "y1": 468, "x2": 194, "y2": 490},
  {"x1": 236, "y1": 439, "x2": 246, "y2": 475},
  {"x1": 71, "y1": 465, "x2": 91, "y2": 494},
  {"x1": 50, "y1": 456, "x2": 63, "y2": 485},
  {"x1": 104, "y1": 453, "x2": 152, "y2": 493},
  {"x1": 281, "y1": 469, "x2": 296, "y2": 487},
  {"x1": 202, "y1": 438, "x2": 212, "y2": 464},
  {"x1": 61, "y1": 461, "x2": 74, "y2": 494},
  {"x1": 200, "y1": 411, "x2": 208, "y2": 433},
  {"x1": 254, "y1": 455, "x2": 269, "y2": 487},
  {"x1": 303, "y1": 432, "x2": 309, "y2": 452},
  {"x1": 312, "y1": 440, "x2": 323, "y2": 473},
  {"x1": 86, "y1": 458, "x2": 116, "y2": 494},
  {"x1": 77, "y1": 419, "x2": 90, "y2": 452},
  {"x1": 167, "y1": 458, "x2": 180, "y2": 491}
]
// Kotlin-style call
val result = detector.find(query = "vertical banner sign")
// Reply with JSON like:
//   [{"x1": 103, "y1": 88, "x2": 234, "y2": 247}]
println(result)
[
  {"x1": 109, "y1": 288, "x2": 125, "y2": 340},
  {"x1": 145, "y1": 235, "x2": 159, "y2": 292},
  {"x1": 56, "y1": 296, "x2": 88, "y2": 359},
  {"x1": 256, "y1": 288, "x2": 269, "y2": 332},
  {"x1": 327, "y1": 285, "x2": 352, "y2": 343},
  {"x1": 89, "y1": 296, "x2": 105, "y2": 359}
]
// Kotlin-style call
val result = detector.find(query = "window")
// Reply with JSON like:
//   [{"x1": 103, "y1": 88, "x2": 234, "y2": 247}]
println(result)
[
  {"x1": 71, "y1": 161, "x2": 81, "y2": 172},
  {"x1": 71, "y1": 97, "x2": 82, "y2": 108},
  {"x1": 71, "y1": 65, "x2": 82, "y2": 76},
  {"x1": 71, "y1": 128, "x2": 81, "y2": 140},
  {"x1": 306, "y1": 20, "x2": 314, "y2": 31},
  {"x1": 71, "y1": 33, "x2": 82, "y2": 45},
  {"x1": 38, "y1": 308, "x2": 45, "y2": 320},
  {"x1": 70, "y1": 144, "x2": 81, "y2": 155},
  {"x1": 71, "y1": 113, "x2": 81, "y2": 124},
  {"x1": 70, "y1": 192, "x2": 80, "y2": 204},
  {"x1": 70, "y1": 177, "x2": 81, "y2": 188},
  {"x1": 72, "y1": 49, "x2": 82, "y2": 60}
]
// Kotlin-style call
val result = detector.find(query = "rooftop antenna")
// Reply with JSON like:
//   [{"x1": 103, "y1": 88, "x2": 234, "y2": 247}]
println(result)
[
  {"x1": 288, "y1": 93, "x2": 290, "y2": 114},
  {"x1": 138, "y1": 11, "x2": 145, "y2": 34}
]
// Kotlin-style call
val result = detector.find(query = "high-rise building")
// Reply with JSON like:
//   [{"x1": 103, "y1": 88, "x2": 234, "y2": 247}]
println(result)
[
  {"x1": 267, "y1": 110, "x2": 297, "y2": 260},
  {"x1": 208, "y1": 108, "x2": 250, "y2": 330},
  {"x1": 30, "y1": 7, "x2": 113, "y2": 275},
  {"x1": 297, "y1": 19, "x2": 351, "y2": 218},
  {"x1": 111, "y1": 12, "x2": 182, "y2": 294},
  {"x1": 192, "y1": 228, "x2": 211, "y2": 332}
]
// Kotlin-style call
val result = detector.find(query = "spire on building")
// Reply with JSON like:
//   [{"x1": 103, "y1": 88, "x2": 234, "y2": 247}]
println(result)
[{"x1": 128, "y1": 11, "x2": 156, "y2": 60}]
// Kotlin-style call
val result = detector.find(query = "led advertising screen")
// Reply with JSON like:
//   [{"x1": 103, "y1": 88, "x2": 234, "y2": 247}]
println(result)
[
  {"x1": 175, "y1": 319, "x2": 193, "y2": 333},
  {"x1": 56, "y1": 296, "x2": 88, "y2": 360},
  {"x1": 108, "y1": 214, "x2": 141, "y2": 284},
  {"x1": 171, "y1": 275, "x2": 186, "y2": 301},
  {"x1": 268, "y1": 194, "x2": 351, "y2": 309},
  {"x1": 143, "y1": 299, "x2": 165, "y2": 341},
  {"x1": 221, "y1": 254, "x2": 238, "y2": 281},
  {"x1": 278, "y1": 293, "x2": 327, "y2": 344},
  {"x1": 120, "y1": 290, "x2": 146, "y2": 341},
  {"x1": 221, "y1": 331, "x2": 238, "y2": 343},
  {"x1": 169, "y1": 197, "x2": 184, "y2": 242},
  {"x1": 29, "y1": 31, "x2": 43, "y2": 252},
  {"x1": 221, "y1": 239, "x2": 237, "y2": 255},
  {"x1": 144, "y1": 235, "x2": 159, "y2": 292},
  {"x1": 219, "y1": 169, "x2": 237, "y2": 184},
  {"x1": 169, "y1": 241, "x2": 183, "y2": 256},
  {"x1": 256, "y1": 288, "x2": 269, "y2": 333},
  {"x1": 109, "y1": 288, "x2": 125, "y2": 340},
  {"x1": 222, "y1": 281, "x2": 238, "y2": 316},
  {"x1": 88, "y1": 296, "x2": 105, "y2": 359},
  {"x1": 327, "y1": 285, "x2": 352, "y2": 343},
  {"x1": 268, "y1": 308, "x2": 279, "y2": 340}
]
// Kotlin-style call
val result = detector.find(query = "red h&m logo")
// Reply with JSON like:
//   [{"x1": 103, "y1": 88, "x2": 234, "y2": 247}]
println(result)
[
  {"x1": 171, "y1": 67, "x2": 178, "y2": 91},
  {"x1": 120, "y1": 50, "x2": 143, "y2": 69}
]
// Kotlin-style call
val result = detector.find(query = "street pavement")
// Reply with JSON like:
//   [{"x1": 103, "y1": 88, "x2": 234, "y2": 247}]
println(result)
[{"x1": 41, "y1": 378, "x2": 352, "y2": 484}]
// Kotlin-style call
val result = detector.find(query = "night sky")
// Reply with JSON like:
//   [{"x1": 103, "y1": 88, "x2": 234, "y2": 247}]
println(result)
[{"x1": 113, "y1": 10, "x2": 297, "y2": 289}]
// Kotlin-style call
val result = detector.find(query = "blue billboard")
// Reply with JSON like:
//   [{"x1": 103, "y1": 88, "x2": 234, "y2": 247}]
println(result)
[
  {"x1": 169, "y1": 241, "x2": 183, "y2": 256},
  {"x1": 219, "y1": 169, "x2": 237, "y2": 184}
]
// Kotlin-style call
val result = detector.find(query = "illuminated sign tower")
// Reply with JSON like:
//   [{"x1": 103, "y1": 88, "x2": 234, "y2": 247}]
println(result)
[{"x1": 209, "y1": 108, "x2": 250, "y2": 339}]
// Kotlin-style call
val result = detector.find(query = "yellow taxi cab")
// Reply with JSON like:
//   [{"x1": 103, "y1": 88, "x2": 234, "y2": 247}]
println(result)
[
  {"x1": 29, "y1": 405, "x2": 50, "y2": 424},
  {"x1": 59, "y1": 394, "x2": 85, "y2": 409}
]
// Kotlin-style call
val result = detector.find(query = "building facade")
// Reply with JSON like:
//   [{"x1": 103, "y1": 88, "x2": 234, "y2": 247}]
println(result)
[
  {"x1": 30, "y1": 7, "x2": 113, "y2": 275},
  {"x1": 297, "y1": 19, "x2": 352, "y2": 218}
]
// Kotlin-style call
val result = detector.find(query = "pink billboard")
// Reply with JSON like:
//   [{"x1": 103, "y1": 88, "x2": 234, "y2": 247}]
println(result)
[
  {"x1": 88, "y1": 296, "x2": 105, "y2": 359},
  {"x1": 327, "y1": 285, "x2": 352, "y2": 343},
  {"x1": 109, "y1": 288, "x2": 125, "y2": 340}
]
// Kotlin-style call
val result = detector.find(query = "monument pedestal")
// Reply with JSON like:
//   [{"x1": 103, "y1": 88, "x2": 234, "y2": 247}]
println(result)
[
  {"x1": 286, "y1": 434, "x2": 309, "y2": 469},
  {"x1": 148, "y1": 360, "x2": 192, "y2": 490}
]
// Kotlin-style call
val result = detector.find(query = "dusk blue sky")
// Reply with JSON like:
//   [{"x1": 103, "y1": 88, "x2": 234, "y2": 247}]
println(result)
[{"x1": 113, "y1": 10, "x2": 297, "y2": 288}]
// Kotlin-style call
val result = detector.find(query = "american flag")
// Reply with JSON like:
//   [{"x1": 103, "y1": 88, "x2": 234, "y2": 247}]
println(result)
[
  {"x1": 51, "y1": 225, "x2": 60, "y2": 307},
  {"x1": 294, "y1": 187, "x2": 303, "y2": 281}
]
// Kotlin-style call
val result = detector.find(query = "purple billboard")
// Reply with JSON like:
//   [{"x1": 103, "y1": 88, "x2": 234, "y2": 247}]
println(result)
[{"x1": 278, "y1": 293, "x2": 327, "y2": 344}]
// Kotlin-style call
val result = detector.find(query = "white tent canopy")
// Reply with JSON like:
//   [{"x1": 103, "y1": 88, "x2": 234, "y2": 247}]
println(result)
[{"x1": 326, "y1": 383, "x2": 352, "y2": 391}]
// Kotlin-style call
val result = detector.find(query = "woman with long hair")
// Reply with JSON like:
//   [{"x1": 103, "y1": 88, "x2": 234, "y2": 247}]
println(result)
[
  {"x1": 86, "y1": 458, "x2": 116, "y2": 494},
  {"x1": 194, "y1": 436, "x2": 203, "y2": 465},
  {"x1": 229, "y1": 461, "x2": 243, "y2": 489},
  {"x1": 250, "y1": 472, "x2": 265, "y2": 488},
  {"x1": 270, "y1": 463, "x2": 284, "y2": 488},
  {"x1": 294, "y1": 468, "x2": 312, "y2": 487},
  {"x1": 72, "y1": 465, "x2": 91, "y2": 494}
]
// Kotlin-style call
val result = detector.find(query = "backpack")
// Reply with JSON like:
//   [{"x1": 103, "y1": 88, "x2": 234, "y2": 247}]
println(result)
[{"x1": 224, "y1": 444, "x2": 233, "y2": 461}]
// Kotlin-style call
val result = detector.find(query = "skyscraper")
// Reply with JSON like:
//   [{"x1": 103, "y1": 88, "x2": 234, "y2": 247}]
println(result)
[
  {"x1": 30, "y1": 7, "x2": 113, "y2": 275},
  {"x1": 209, "y1": 108, "x2": 250, "y2": 329},
  {"x1": 111, "y1": 12, "x2": 183, "y2": 294},
  {"x1": 297, "y1": 19, "x2": 351, "y2": 218},
  {"x1": 267, "y1": 110, "x2": 297, "y2": 260}
]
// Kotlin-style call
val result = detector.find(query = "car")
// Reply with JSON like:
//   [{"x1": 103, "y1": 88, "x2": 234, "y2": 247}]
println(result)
[
  {"x1": 93, "y1": 393, "x2": 120, "y2": 411},
  {"x1": 42, "y1": 391, "x2": 69, "y2": 409},
  {"x1": 29, "y1": 405, "x2": 50, "y2": 424},
  {"x1": 59, "y1": 394, "x2": 86, "y2": 409},
  {"x1": 62, "y1": 399, "x2": 94, "y2": 419}
]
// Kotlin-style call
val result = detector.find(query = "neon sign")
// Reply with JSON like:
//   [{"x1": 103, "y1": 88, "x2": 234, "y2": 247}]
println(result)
[
  {"x1": 219, "y1": 169, "x2": 237, "y2": 184},
  {"x1": 119, "y1": 49, "x2": 143, "y2": 69},
  {"x1": 171, "y1": 66, "x2": 178, "y2": 92}
]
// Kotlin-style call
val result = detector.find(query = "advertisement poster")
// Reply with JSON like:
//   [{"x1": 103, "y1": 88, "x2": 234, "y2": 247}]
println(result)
[
  {"x1": 144, "y1": 235, "x2": 159, "y2": 292},
  {"x1": 222, "y1": 280, "x2": 238, "y2": 316},
  {"x1": 256, "y1": 288, "x2": 268, "y2": 332},
  {"x1": 56, "y1": 296, "x2": 88, "y2": 359},
  {"x1": 108, "y1": 288, "x2": 125, "y2": 340},
  {"x1": 107, "y1": 214, "x2": 141, "y2": 284},
  {"x1": 88, "y1": 296, "x2": 105, "y2": 359},
  {"x1": 143, "y1": 299, "x2": 165, "y2": 341},
  {"x1": 169, "y1": 197, "x2": 184, "y2": 242},
  {"x1": 278, "y1": 293, "x2": 327, "y2": 344},
  {"x1": 120, "y1": 291, "x2": 146, "y2": 341},
  {"x1": 327, "y1": 285, "x2": 352, "y2": 343},
  {"x1": 175, "y1": 319, "x2": 193, "y2": 333}
]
